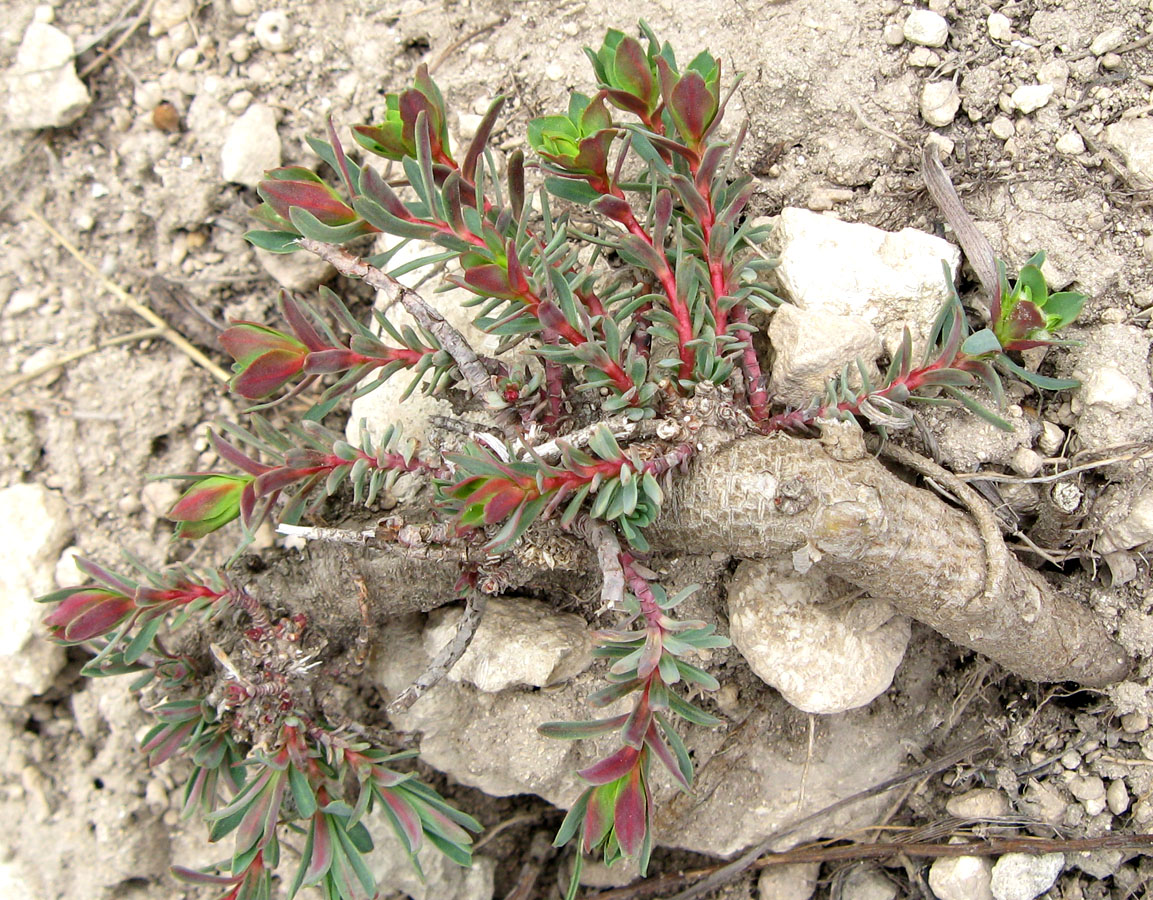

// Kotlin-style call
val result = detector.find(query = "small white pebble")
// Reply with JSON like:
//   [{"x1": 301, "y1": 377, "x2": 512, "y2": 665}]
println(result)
[
  {"x1": 457, "y1": 112, "x2": 484, "y2": 140},
  {"x1": 254, "y1": 9, "x2": 292, "y2": 52},
  {"x1": 904, "y1": 9, "x2": 949, "y2": 47},
  {"x1": 925, "y1": 132, "x2": 954, "y2": 156},
  {"x1": 227, "y1": 89, "x2": 253, "y2": 113},
  {"x1": 1107, "y1": 780, "x2": 1130, "y2": 815},
  {"x1": 33, "y1": 4, "x2": 54, "y2": 23},
  {"x1": 991, "y1": 115, "x2": 1015, "y2": 140},
  {"x1": 883, "y1": 21, "x2": 906, "y2": 46},
  {"x1": 1011, "y1": 84, "x2": 1054, "y2": 114},
  {"x1": 1037, "y1": 421, "x2": 1064, "y2": 456},
  {"x1": 1101, "y1": 52, "x2": 1123, "y2": 71},
  {"x1": 1011, "y1": 447, "x2": 1043, "y2": 477},
  {"x1": 1122, "y1": 712, "x2": 1148, "y2": 733},
  {"x1": 920, "y1": 81, "x2": 960, "y2": 127},
  {"x1": 545, "y1": 62, "x2": 564, "y2": 81},
  {"x1": 1056, "y1": 132, "x2": 1085, "y2": 155},
  {"x1": 1068, "y1": 775, "x2": 1105, "y2": 802},
  {"x1": 228, "y1": 34, "x2": 251, "y2": 63},
  {"x1": 1090, "y1": 26, "x2": 1126, "y2": 57},
  {"x1": 987, "y1": 12, "x2": 1013, "y2": 41},
  {"x1": 174, "y1": 47, "x2": 199, "y2": 70},
  {"x1": 908, "y1": 46, "x2": 941, "y2": 67},
  {"x1": 230, "y1": 0, "x2": 255, "y2": 14}
]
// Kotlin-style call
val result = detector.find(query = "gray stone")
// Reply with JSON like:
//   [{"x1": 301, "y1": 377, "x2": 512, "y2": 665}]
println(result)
[
  {"x1": 990, "y1": 853, "x2": 1063, "y2": 900},
  {"x1": 365, "y1": 810, "x2": 495, "y2": 900},
  {"x1": 769, "y1": 208, "x2": 960, "y2": 350},
  {"x1": 986, "y1": 13, "x2": 1013, "y2": 42},
  {"x1": 1107, "y1": 779, "x2": 1130, "y2": 815},
  {"x1": 148, "y1": 0, "x2": 194, "y2": 35},
  {"x1": 1090, "y1": 26, "x2": 1126, "y2": 57},
  {"x1": 767, "y1": 304, "x2": 881, "y2": 408},
  {"x1": 728, "y1": 559, "x2": 911, "y2": 714},
  {"x1": 903, "y1": 9, "x2": 949, "y2": 47},
  {"x1": 921, "y1": 81, "x2": 961, "y2": 127},
  {"x1": 1055, "y1": 132, "x2": 1085, "y2": 155},
  {"x1": 929, "y1": 856, "x2": 994, "y2": 900},
  {"x1": 1105, "y1": 119, "x2": 1153, "y2": 189},
  {"x1": 758, "y1": 863, "x2": 820, "y2": 900},
  {"x1": 5, "y1": 22, "x2": 91, "y2": 130},
  {"x1": 0, "y1": 484, "x2": 71, "y2": 703},
  {"x1": 221, "y1": 103, "x2": 281, "y2": 188},
  {"x1": 424, "y1": 597, "x2": 593, "y2": 693},
  {"x1": 946, "y1": 788, "x2": 1009, "y2": 819}
]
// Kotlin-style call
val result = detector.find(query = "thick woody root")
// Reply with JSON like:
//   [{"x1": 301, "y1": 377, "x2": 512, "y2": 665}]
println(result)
[{"x1": 655, "y1": 434, "x2": 1131, "y2": 688}]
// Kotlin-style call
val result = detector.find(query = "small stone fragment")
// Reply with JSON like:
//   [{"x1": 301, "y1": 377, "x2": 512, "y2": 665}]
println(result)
[
  {"x1": 908, "y1": 46, "x2": 941, "y2": 67},
  {"x1": 1107, "y1": 779, "x2": 1130, "y2": 815},
  {"x1": 1037, "y1": 421, "x2": 1063, "y2": 455},
  {"x1": 904, "y1": 9, "x2": 949, "y2": 47},
  {"x1": 5, "y1": 21, "x2": 91, "y2": 130},
  {"x1": 152, "y1": 100, "x2": 182, "y2": 132},
  {"x1": 990, "y1": 853, "x2": 1063, "y2": 900},
  {"x1": 254, "y1": 9, "x2": 293, "y2": 52},
  {"x1": 256, "y1": 248, "x2": 334, "y2": 293},
  {"x1": 230, "y1": 0, "x2": 256, "y2": 14},
  {"x1": 883, "y1": 22, "x2": 906, "y2": 46},
  {"x1": 423, "y1": 598, "x2": 593, "y2": 692},
  {"x1": 1104, "y1": 119, "x2": 1153, "y2": 189},
  {"x1": 946, "y1": 788, "x2": 1010, "y2": 819},
  {"x1": 840, "y1": 866, "x2": 897, "y2": 900},
  {"x1": 990, "y1": 116, "x2": 1015, "y2": 140},
  {"x1": 1081, "y1": 365, "x2": 1139, "y2": 411},
  {"x1": 1090, "y1": 26, "x2": 1126, "y2": 57},
  {"x1": 921, "y1": 81, "x2": 961, "y2": 127},
  {"x1": 929, "y1": 856, "x2": 994, "y2": 900},
  {"x1": 221, "y1": 103, "x2": 281, "y2": 188},
  {"x1": 1122, "y1": 712, "x2": 1148, "y2": 733},
  {"x1": 986, "y1": 12, "x2": 1013, "y2": 42},
  {"x1": 1068, "y1": 775, "x2": 1105, "y2": 802},
  {"x1": 149, "y1": 0, "x2": 193, "y2": 36},
  {"x1": 1010, "y1": 84, "x2": 1054, "y2": 115},
  {"x1": 1055, "y1": 132, "x2": 1085, "y2": 155},
  {"x1": 1100, "y1": 52, "x2": 1123, "y2": 71},
  {"x1": 1010, "y1": 447, "x2": 1042, "y2": 477}
]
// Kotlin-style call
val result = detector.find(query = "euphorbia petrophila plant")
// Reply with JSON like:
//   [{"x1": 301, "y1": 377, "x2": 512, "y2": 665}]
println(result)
[{"x1": 39, "y1": 21, "x2": 1094, "y2": 899}]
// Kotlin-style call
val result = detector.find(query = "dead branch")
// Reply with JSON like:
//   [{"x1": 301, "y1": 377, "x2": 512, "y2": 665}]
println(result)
[{"x1": 387, "y1": 590, "x2": 487, "y2": 712}]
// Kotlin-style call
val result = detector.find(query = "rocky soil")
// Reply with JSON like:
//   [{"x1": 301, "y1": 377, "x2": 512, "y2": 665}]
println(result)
[{"x1": 4, "y1": 0, "x2": 1153, "y2": 899}]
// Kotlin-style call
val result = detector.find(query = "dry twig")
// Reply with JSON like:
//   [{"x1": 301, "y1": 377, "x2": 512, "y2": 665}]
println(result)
[{"x1": 0, "y1": 326, "x2": 161, "y2": 397}]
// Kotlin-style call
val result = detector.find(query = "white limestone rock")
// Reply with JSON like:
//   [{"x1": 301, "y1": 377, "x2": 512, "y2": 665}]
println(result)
[
  {"x1": 929, "y1": 856, "x2": 994, "y2": 900},
  {"x1": 221, "y1": 103, "x2": 281, "y2": 188},
  {"x1": 1009, "y1": 85, "x2": 1053, "y2": 115},
  {"x1": 254, "y1": 9, "x2": 293, "y2": 52},
  {"x1": 1105, "y1": 119, "x2": 1153, "y2": 189},
  {"x1": 921, "y1": 81, "x2": 961, "y2": 127},
  {"x1": 1069, "y1": 324, "x2": 1153, "y2": 453},
  {"x1": 0, "y1": 484, "x2": 71, "y2": 704},
  {"x1": 727, "y1": 559, "x2": 911, "y2": 714},
  {"x1": 423, "y1": 597, "x2": 593, "y2": 693},
  {"x1": 767, "y1": 305, "x2": 881, "y2": 408},
  {"x1": 946, "y1": 788, "x2": 1010, "y2": 819},
  {"x1": 990, "y1": 853, "x2": 1063, "y2": 900},
  {"x1": 768, "y1": 208, "x2": 960, "y2": 349},
  {"x1": 5, "y1": 22, "x2": 91, "y2": 131},
  {"x1": 904, "y1": 10, "x2": 949, "y2": 47}
]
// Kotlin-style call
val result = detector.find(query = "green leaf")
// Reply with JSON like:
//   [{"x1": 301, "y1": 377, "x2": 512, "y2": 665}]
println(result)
[
  {"x1": 245, "y1": 230, "x2": 301, "y2": 253},
  {"x1": 996, "y1": 354, "x2": 1079, "y2": 390},
  {"x1": 544, "y1": 177, "x2": 602, "y2": 204},
  {"x1": 124, "y1": 614, "x2": 164, "y2": 664},
  {"x1": 960, "y1": 328, "x2": 1002, "y2": 357},
  {"x1": 288, "y1": 766, "x2": 317, "y2": 819}
]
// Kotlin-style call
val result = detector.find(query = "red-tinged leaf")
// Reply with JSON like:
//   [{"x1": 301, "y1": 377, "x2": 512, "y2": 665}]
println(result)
[
  {"x1": 280, "y1": 296, "x2": 328, "y2": 352},
  {"x1": 220, "y1": 323, "x2": 306, "y2": 368},
  {"x1": 378, "y1": 787, "x2": 424, "y2": 853},
  {"x1": 593, "y1": 194, "x2": 632, "y2": 221},
  {"x1": 622, "y1": 689, "x2": 652, "y2": 749},
  {"x1": 73, "y1": 557, "x2": 135, "y2": 595},
  {"x1": 302, "y1": 814, "x2": 335, "y2": 885},
  {"x1": 484, "y1": 489, "x2": 526, "y2": 525},
  {"x1": 230, "y1": 349, "x2": 308, "y2": 399},
  {"x1": 582, "y1": 783, "x2": 618, "y2": 853},
  {"x1": 636, "y1": 628, "x2": 663, "y2": 679},
  {"x1": 643, "y1": 722, "x2": 690, "y2": 790},
  {"x1": 669, "y1": 71, "x2": 714, "y2": 144},
  {"x1": 168, "y1": 476, "x2": 248, "y2": 523},
  {"x1": 538, "y1": 715, "x2": 630, "y2": 740},
  {"x1": 147, "y1": 720, "x2": 198, "y2": 765},
  {"x1": 253, "y1": 466, "x2": 324, "y2": 498},
  {"x1": 602, "y1": 87, "x2": 652, "y2": 120},
  {"x1": 611, "y1": 36, "x2": 655, "y2": 107},
  {"x1": 505, "y1": 239, "x2": 531, "y2": 295},
  {"x1": 578, "y1": 745, "x2": 640, "y2": 785},
  {"x1": 462, "y1": 96, "x2": 506, "y2": 183},
  {"x1": 613, "y1": 766, "x2": 647, "y2": 856},
  {"x1": 48, "y1": 590, "x2": 135, "y2": 642},
  {"x1": 259, "y1": 179, "x2": 357, "y2": 226},
  {"x1": 360, "y1": 165, "x2": 414, "y2": 220},
  {"x1": 304, "y1": 349, "x2": 365, "y2": 374},
  {"x1": 464, "y1": 264, "x2": 519, "y2": 301},
  {"x1": 212, "y1": 433, "x2": 272, "y2": 476}
]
